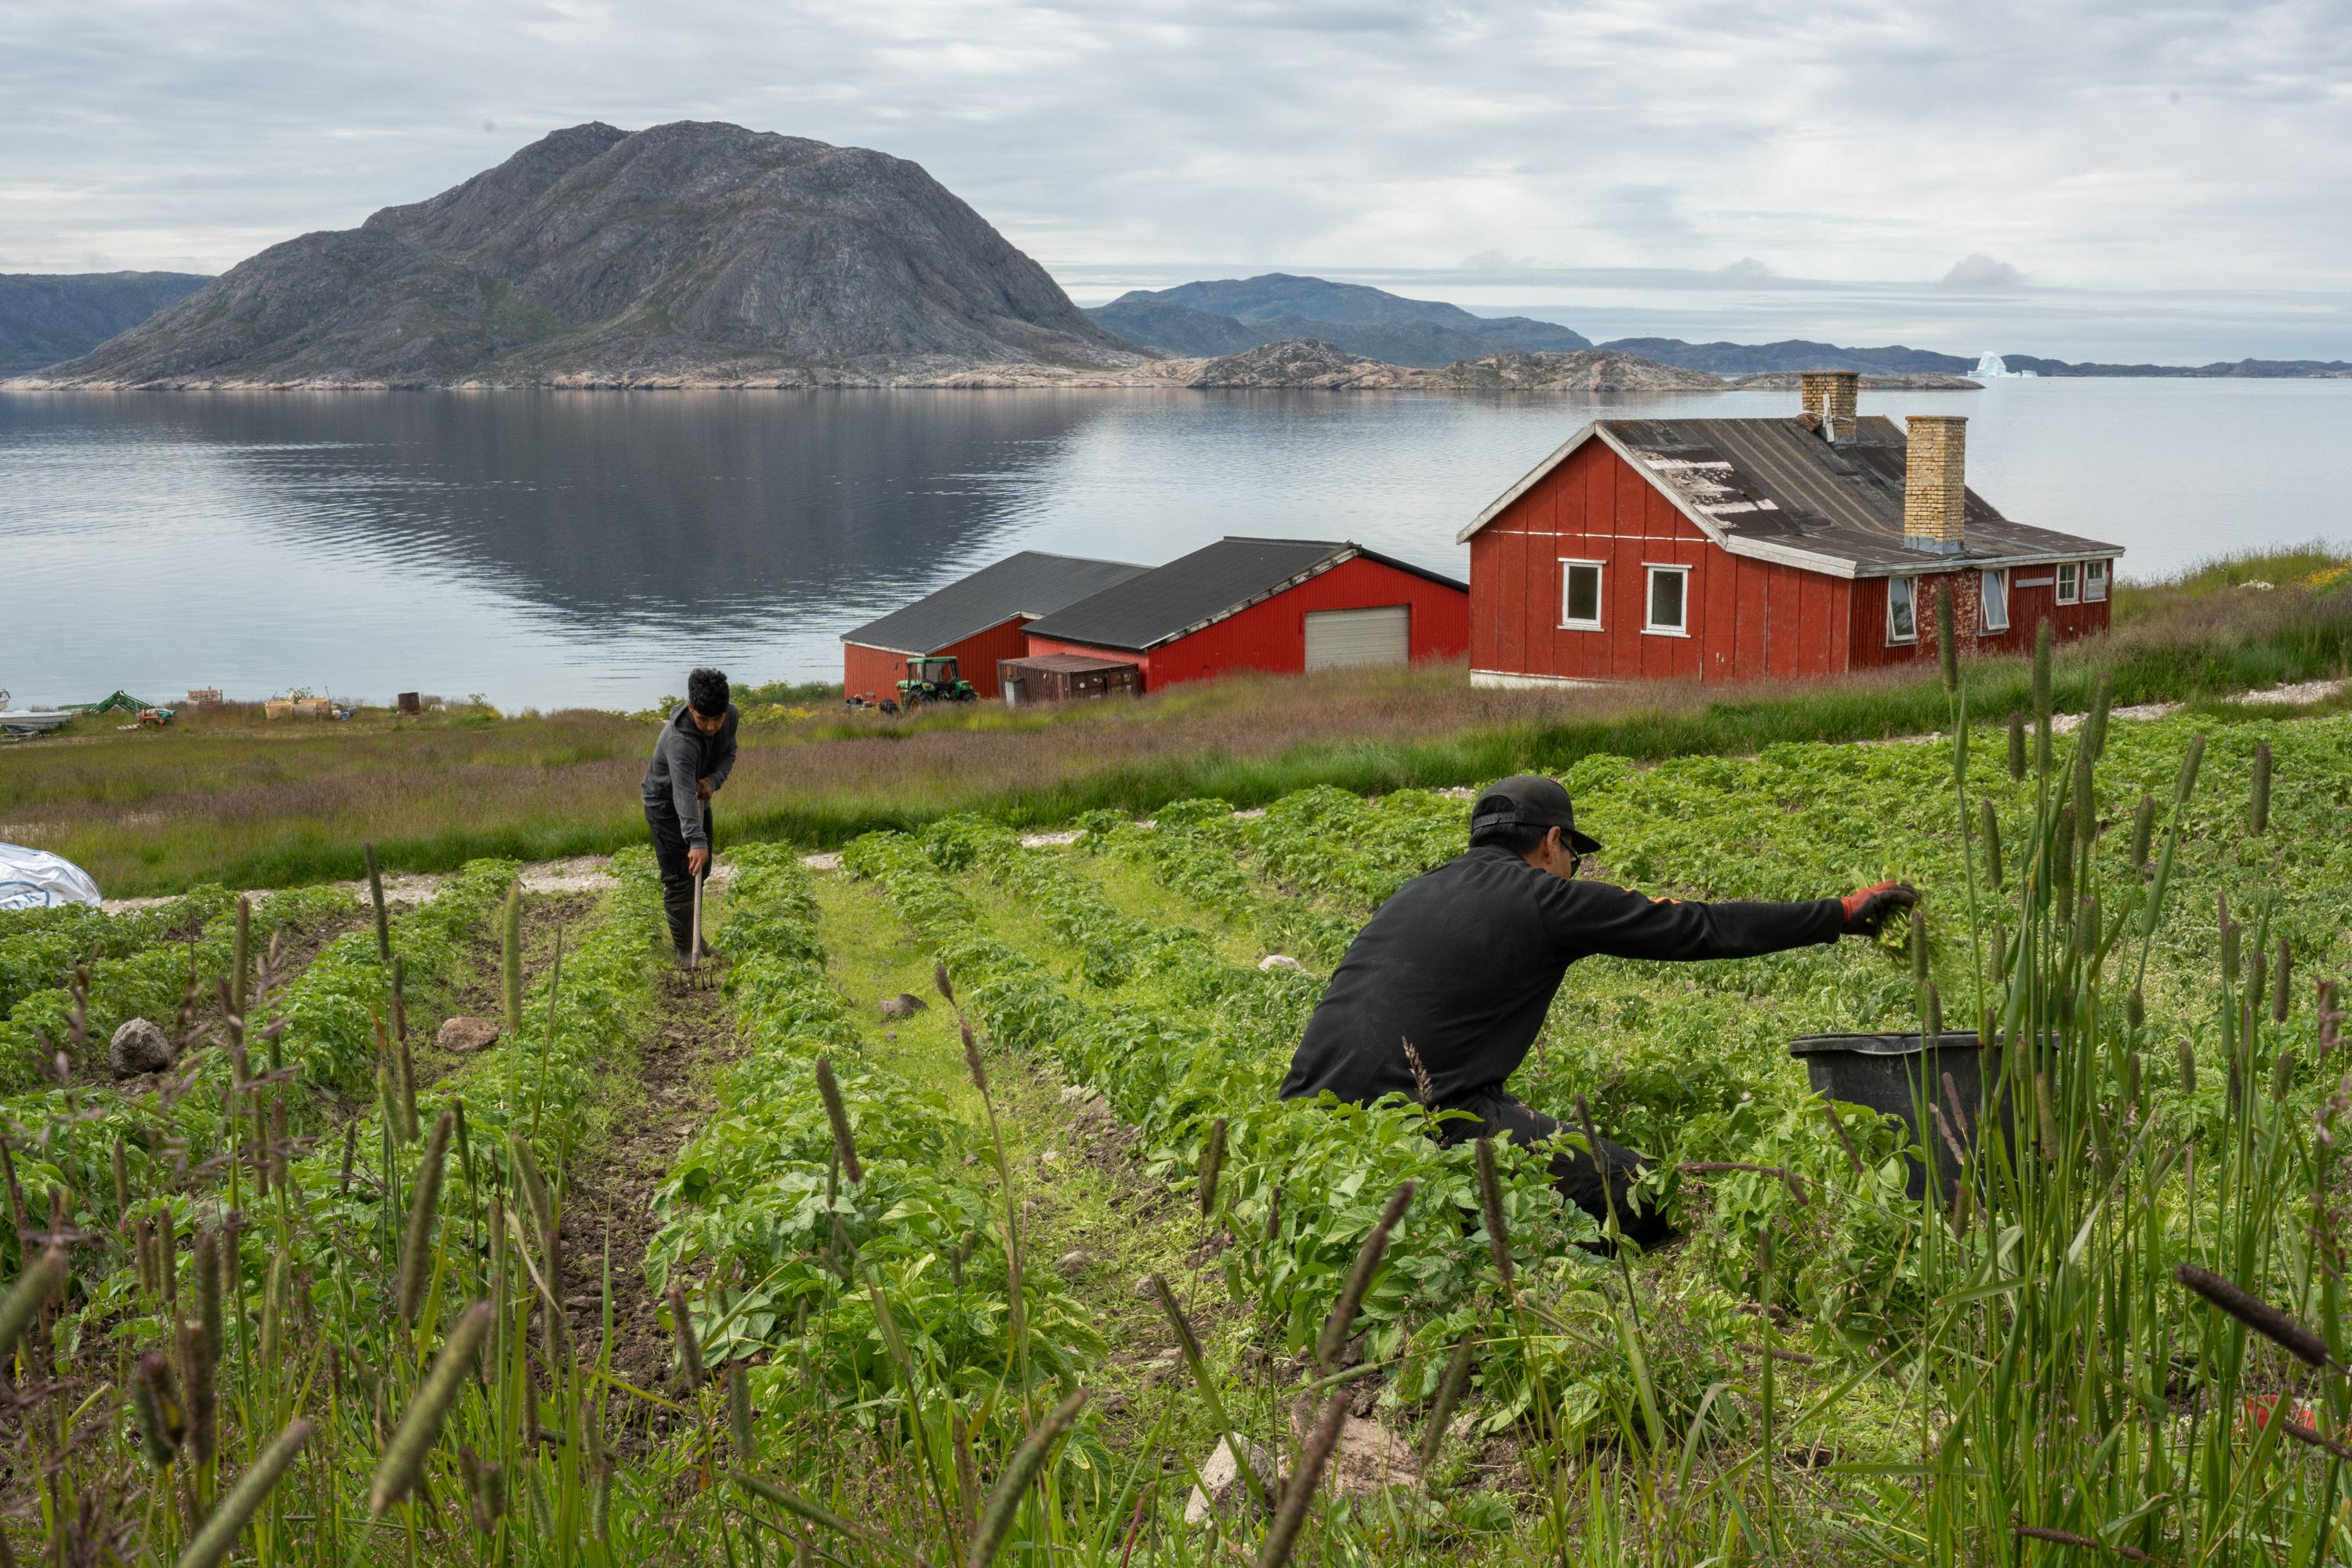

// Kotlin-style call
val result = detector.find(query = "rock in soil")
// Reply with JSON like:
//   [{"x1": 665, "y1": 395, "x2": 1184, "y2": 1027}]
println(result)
[
  {"x1": 1258, "y1": 954, "x2": 1302, "y2": 971},
  {"x1": 1290, "y1": 1396, "x2": 1421, "y2": 1494},
  {"x1": 437, "y1": 1016, "x2": 502, "y2": 1053},
  {"x1": 1056, "y1": 1249, "x2": 1097, "y2": 1277},
  {"x1": 108, "y1": 1018, "x2": 172, "y2": 1077},
  {"x1": 1184, "y1": 1439, "x2": 1279, "y2": 1526},
  {"x1": 880, "y1": 993, "x2": 927, "y2": 1018}
]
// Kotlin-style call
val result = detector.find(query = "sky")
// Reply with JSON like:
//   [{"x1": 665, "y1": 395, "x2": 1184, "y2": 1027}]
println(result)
[{"x1": 4, "y1": 0, "x2": 2350, "y2": 363}]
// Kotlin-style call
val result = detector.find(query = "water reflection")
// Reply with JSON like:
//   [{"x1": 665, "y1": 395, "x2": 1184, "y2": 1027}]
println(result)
[{"x1": 1, "y1": 381, "x2": 2345, "y2": 708}]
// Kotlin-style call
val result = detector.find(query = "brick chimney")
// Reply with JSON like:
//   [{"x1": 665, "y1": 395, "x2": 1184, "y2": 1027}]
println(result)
[
  {"x1": 1800, "y1": 371, "x2": 1860, "y2": 442},
  {"x1": 1904, "y1": 415, "x2": 1967, "y2": 554}
]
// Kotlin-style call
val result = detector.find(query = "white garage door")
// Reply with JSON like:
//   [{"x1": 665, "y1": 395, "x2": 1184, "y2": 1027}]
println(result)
[{"x1": 1304, "y1": 604, "x2": 1410, "y2": 670}]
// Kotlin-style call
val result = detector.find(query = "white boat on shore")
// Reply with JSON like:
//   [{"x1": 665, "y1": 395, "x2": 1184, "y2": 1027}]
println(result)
[{"x1": 0, "y1": 691, "x2": 73, "y2": 736}]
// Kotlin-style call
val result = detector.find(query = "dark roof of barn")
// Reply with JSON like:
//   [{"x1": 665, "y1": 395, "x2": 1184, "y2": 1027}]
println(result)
[
  {"x1": 1459, "y1": 415, "x2": 2123, "y2": 578},
  {"x1": 842, "y1": 551, "x2": 1151, "y2": 655},
  {"x1": 1025, "y1": 537, "x2": 1467, "y2": 653}
]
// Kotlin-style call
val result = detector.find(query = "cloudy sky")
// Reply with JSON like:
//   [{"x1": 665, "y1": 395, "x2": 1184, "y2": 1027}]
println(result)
[{"x1": 5, "y1": 0, "x2": 2349, "y2": 361}]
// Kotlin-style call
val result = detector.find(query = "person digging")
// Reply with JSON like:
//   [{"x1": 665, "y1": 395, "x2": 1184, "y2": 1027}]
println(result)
[
  {"x1": 643, "y1": 666, "x2": 739, "y2": 967},
  {"x1": 1279, "y1": 773, "x2": 1917, "y2": 1248}
]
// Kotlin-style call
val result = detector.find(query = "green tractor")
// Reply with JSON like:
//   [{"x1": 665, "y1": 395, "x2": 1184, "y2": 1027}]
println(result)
[{"x1": 897, "y1": 656, "x2": 978, "y2": 708}]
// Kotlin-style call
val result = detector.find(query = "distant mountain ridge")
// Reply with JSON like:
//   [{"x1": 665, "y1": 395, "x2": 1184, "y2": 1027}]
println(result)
[
  {"x1": 1998, "y1": 354, "x2": 2352, "y2": 378},
  {"x1": 0, "y1": 272, "x2": 211, "y2": 376},
  {"x1": 17, "y1": 122, "x2": 1141, "y2": 387},
  {"x1": 1089, "y1": 272, "x2": 1590, "y2": 367},
  {"x1": 1597, "y1": 337, "x2": 1976, "y2": 376}
]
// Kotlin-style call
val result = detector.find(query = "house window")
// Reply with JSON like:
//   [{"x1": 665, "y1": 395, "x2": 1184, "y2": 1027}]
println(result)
[
  {"x1": 1560, "y1": 561, "x2": 1604, "y2": 630},
  {"x1": 1644, "y1": 565, "x2": 1690, "y2": 635},
  {"x1": 1980, "y1": 568, "x2": 2009, "y2": 632},
  {"x1": 2083, "y1": 560, "x2": 2108, "y2": 602},
  {"x1": 2056, "y1": 561, "x2": 2081, "y2": 604},
  {"x1": 1888, "y1": 576, "x2": 1918, "y2": 643}
]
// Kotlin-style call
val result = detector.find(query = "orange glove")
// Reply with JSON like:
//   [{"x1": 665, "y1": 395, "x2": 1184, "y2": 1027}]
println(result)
[{"x1": 1842, "y1": 880, "x2": 1918, "y2": 936}]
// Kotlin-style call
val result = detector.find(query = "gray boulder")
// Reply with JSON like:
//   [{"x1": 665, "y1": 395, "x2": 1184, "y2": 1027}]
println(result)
[{"x1": 108, "y1": 1018, "x2": 173, "y2": 1078}]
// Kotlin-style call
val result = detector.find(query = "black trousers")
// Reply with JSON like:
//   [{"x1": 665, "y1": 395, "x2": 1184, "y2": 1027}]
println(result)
[
  {"x1": 644, "y1": 799, "x2": 708, "y2": 953},
  {"x1": 1437, "y1": 1087, "x2": 1675, "y2": 1247}
]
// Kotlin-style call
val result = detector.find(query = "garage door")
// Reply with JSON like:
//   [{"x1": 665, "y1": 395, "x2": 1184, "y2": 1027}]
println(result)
[{"x1": 1304, "y1": 604, "x2": 1410, "y2": 670}]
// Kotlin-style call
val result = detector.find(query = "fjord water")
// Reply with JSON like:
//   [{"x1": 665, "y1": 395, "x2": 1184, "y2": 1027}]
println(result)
[{"x1": 2, "y1": 378, "x2": 2345, "y2": 710}]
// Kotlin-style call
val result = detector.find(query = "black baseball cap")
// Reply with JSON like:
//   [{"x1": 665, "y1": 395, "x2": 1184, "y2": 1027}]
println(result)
[{"x1": 1471, "y1": 775, "x2": 1602, "y2": 855}]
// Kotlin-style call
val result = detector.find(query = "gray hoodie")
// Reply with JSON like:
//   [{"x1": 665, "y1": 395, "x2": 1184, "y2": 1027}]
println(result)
[{"x1": 641, "y1": 703, "x2": 739, "y2": 847}]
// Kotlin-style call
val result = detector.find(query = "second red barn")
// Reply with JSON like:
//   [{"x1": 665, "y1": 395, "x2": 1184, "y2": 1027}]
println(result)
[
  {"x1": 1022, "y1": 536, "x2": 1468, "y2": 691},
  {"x1": 1460, "y1": 371, "x2": 2121, "y2": 686}
]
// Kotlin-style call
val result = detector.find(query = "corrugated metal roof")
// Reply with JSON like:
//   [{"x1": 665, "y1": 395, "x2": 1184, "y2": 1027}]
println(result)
[
  {"x1": 841, "y1": 551, "x2": 1152, "y2": 655},
  {"x1": 1461, "y1": 414, "x2": 2122, "y2": 577},
  {"x1": 1025, "y1": 536, "x2": 1467, "y2": 652}
]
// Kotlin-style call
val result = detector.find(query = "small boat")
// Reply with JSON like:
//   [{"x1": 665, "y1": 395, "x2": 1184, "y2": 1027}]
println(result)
[{"x1": 0, "y1": 691, "x2": 73, "y2": 737}]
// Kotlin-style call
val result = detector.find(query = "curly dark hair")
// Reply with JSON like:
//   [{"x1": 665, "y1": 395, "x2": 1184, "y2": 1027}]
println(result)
[{"x1": 686, "y1": 668, "x2": 731, "y2": 717}]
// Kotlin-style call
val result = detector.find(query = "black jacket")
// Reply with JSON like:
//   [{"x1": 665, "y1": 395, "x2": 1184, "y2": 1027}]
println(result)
[
  {"x1": 641, "y1": 704, "x2": 739, "y2": 846},
  {"x1": 1279, "y1": 845, "x2": 1844, "y2": 1107}
]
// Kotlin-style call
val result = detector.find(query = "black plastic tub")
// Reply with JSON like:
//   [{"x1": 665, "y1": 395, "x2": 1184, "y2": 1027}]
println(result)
[{"x1": 1789, "y1": 1032, "x2": 2015, "y2": 1204}]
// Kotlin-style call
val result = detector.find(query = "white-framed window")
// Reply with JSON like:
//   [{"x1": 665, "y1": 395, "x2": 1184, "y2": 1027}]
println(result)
[
  {"x1": 1887, "y1": 575, "x2": 1918, "y2": 643},
  {"x1": 2056, "y1": 561, "x2": 2081, "y2": 604},
  {"x1": 1643, "y1": 564, "x2": 1690, "y2": 636},
  {"x1": 1980, "y1": 568, "x2": 2009, "y2": 633},
  {"x1": 2083, "y1": 560, "x2": 2108, "y2": 602},
  {"x1": 1559, "y1": 560, "x2": 1604, "y2": 630}
]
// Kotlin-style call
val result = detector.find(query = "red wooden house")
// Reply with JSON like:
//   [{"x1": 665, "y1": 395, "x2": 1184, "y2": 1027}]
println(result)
[
  {"x1": 1458, "y1": 371, "x2": 2121, "y2": 686},
  {"x1": 841, "y1": 550, "x2": 1149, "y2": 701},
  {"x1": 1022, "y1": 536, "x2": 1468, "y2": 691}
]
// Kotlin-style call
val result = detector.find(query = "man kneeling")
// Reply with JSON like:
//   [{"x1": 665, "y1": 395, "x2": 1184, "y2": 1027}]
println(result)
[{"x1": 1279, "y1": 775, "x2": 1915, "y2": 1247}]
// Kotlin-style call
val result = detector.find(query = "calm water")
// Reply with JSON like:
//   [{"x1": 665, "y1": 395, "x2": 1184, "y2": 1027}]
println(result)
[{"x1": 2, "y1": 379, "x2": 2346, "y2": 710}]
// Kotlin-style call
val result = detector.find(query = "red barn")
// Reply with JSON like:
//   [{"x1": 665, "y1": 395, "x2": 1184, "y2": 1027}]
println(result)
[
  {"x1": 1022, "y1": 536, "x2": 1468, "y2": 692},
  {"x1": 1459, "y1": 371, "x2": 2121, "y2": 686},
  {"x1": 841, "y1": 551, "x2": 1149, "y2": 701}
]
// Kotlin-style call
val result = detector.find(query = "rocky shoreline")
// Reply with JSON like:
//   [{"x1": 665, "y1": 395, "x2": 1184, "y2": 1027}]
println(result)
[{"x1": 5, "y1": 340, "x2": 1737, "y2": 394}]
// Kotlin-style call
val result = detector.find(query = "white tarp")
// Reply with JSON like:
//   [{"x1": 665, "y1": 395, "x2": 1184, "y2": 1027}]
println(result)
[{"x1": 0, "y1": 844, "x2": 102, "y2": 911}]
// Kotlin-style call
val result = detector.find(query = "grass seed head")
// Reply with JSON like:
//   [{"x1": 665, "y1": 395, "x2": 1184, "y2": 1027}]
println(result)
[
  {"x1": 814, "y1": 1058, "x2": 862, "y2": 1185},
  {"x1": 2175, "y1": 731, "x2": 2208, "y2": 807},
  {"x1": 1935, "y1": 583, "x2": 1957, "y2": 693},
  {"x1": 2128, "y1": 987, "x2": 2145, "y2": 1036},
  {"x1": 728, "y1": 1363, "x2": 755, "y2": 1461},
  {"x1": 111, "y1": 1138, "x2": 129, "y2": 1218},
  {"x1": 2006, "y1": 711, "x2": 2026, "y2": 782},
  {"x1": 2275, "y1": 1049, "x2": 2296, "y2": 1103},
  {"x1": 1475, "y1": 1138, "x2": 1513, "y2": 1288},
  {"x1": 129, "y1": 1352, "x2": 184, "y2": 1467},
  {"x1": 2177, "y1": 1263, "x2": 2336, "y2": 1366},
  {"x1": 177, "y1": 1419, "x2": 314, "y2": 1568},
  {"x1": 1980, "y1": 800, "x2": 2003, "y2": 890},
  {"x1": 2087, "y1": 669, "x2": 2114, "y2": 760},
  {"x1": 194, "y1": 1228, "x2": 222, "y2": 1361},
  {"x1": 180, "y1": 1317, "x2": 217, "y2": 1465},
  {"x1": 459, "y1": 1445, "x2": 506, "y2": 1534},
  {"x1": 1925, "y1": 980, "x2": 1944, "y2": 1039},
  {"x1": 1258, "y1": 1390, "x2": 1349, "y2": 1568},
  {"x1": 666, "y1": 1282, "x2": 706, "y2": 1389},
  {"x1": 2274, "y1": 936, "x2": 2292, "y2": 1023},
  {"x1": 1318, "y1": 1182, "x2": 1414, "y2": 1372},
  {"x1": 1197, "y1": 1117, "x2": 1228, "y2": 1217},
  {"x1": 2179, "y1": 1038, "x2": 2197, "y2": 1097},
  {"x1": 365, "y1": 841, "x2": 390, "y2": 963},
  {"x1": 1909, "y1": 906, "x2": 1929, "y2": 984},
  {"x1": 960, "y1": 1020, "x2": 987, "y2": 1097},
  {"x1": 2031, "y1": 620, "x2": 2054, "y2": 777},
  {"x1": 398, "y1": 1110, "x2": 456, "y2": 1323},
  {"x1": 2130, "y1": 794, "x2": 2157, "y2": 872},
  {"x1": 2252, "y1": 738, "x2": 2273, "y2": 835},
  {"x1": 967, "y1": 1388, "x2": 1088, "y2": 1568},
  {"x1": 1419, "y1": 1332, "x2": 1479, "y2": 1477},
  {"x1": 370, "y1": 1302, "x2": 493, "y2": 1512}
]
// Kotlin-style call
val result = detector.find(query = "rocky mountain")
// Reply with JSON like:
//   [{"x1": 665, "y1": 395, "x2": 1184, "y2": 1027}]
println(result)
[
  {"x1": 1091, "y1": 272, "x2": 1589, "y2": 365},
  {"x1": 1149, "y1": 339, "x2": 1727, "y2": 392},
  {"x1": 1997, "y1": 354, "x2": 2352, "y2": 378},
  {"x1": 16, "y1": 122, "x2": 1142, "y2": 387},
  {"x1": 1732, "y1": 371, "x2": 1982, "y2": 390},
  {"x1": 0, "y1": 271, "x2": 211, "y2": 376},
  {"x1": 1597, "y1": 337, "x2": 1975, "y2": 376}
]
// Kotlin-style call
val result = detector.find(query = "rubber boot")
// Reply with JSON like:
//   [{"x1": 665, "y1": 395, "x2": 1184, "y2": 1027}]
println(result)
[{"x1": 663, "y1": 894, "x2": 695, "y2": 966}]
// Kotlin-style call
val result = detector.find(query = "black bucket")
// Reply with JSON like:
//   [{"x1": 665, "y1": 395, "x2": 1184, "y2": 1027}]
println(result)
[{"x1": 1789, "y1": 1032, "x2": 2015, "y2": 1204}]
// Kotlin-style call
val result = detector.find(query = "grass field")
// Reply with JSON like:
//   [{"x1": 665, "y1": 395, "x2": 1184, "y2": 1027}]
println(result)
[
  {"x1": 4, "y1": 549, "x2": 2352, "y2": 1565},
  {"x1": 6, "y1": 552, "x2": 2351, "y2": 897}
]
